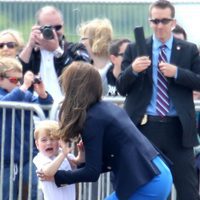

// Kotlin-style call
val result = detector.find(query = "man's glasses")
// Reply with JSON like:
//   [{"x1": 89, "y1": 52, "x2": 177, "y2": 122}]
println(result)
[
  {"x1": 116, "y1": 53, "x2": 124, "y2": 57},
  {"x1": 52, "y1": 25, "x2": 62, "y2": 31},
  {"x1": 1, "y1": 75, "x2": 22, "y2": 84},
  {"x1": 80, "y1": 37, "x2": 92, "y2": 42},
  {"x1": 0, "y1": 42, "x2": 17, "y2": 49},
  {"x1": 80, "y1": 37, "x2": 89, "y2": 41},
  {"x1": 149, "y1": 18, "x2": 173, "y2": 25}
]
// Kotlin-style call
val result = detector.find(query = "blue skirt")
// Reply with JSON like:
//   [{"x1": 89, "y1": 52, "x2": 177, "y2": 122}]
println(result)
[{"x1": 105, "y1": 156, "x2": 173, "y2": 200}]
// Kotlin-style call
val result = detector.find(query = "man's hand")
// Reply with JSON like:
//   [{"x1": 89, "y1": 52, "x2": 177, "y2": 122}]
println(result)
[
  {"x1": 35, "y1": 29, "x2": 59, "y2": 52},
  {"x1": 159, "y1": 62, "x2": 177, "y2": 78},
  {"x1": 27, "y1": 25, "x2": 41, "y2": 49},
  {"x1": 131, "y1": 56, "x2": 151, "y2": 73}
]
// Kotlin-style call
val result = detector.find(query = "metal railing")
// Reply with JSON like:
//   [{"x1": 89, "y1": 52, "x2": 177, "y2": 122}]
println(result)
[
  {"x1": 0, "y1": 101, "x2": 46, "y2": 200},
  {"x1": 1, "y1": 99, "x2": 200, "y2": 200}
]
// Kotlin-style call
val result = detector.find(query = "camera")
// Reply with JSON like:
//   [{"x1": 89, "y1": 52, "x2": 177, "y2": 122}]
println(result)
[
  {"x1": 33, "y1": 76, "x2": 42, "y2": 84},
  {"x1": 40, "y1": 25, "x2": 54, "y2": 40}
]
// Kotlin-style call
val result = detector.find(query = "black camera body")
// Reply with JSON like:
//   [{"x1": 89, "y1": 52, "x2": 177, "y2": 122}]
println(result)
[
  {"x1": 40, "y1": 25, "x2": 54, "y2": 40},
  {"x1": 33, "y1": 76, "x2": 42, "y2": 84}
]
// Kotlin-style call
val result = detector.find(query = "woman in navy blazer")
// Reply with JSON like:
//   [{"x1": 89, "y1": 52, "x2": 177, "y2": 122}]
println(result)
[{"x1": 53, "y1": 61, "x2": 172, "y2": 200}]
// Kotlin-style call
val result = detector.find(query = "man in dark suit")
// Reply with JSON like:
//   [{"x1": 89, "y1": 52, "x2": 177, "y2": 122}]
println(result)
[{"x1": 116, "y1": 0, "x2": 200, "y2": 199}]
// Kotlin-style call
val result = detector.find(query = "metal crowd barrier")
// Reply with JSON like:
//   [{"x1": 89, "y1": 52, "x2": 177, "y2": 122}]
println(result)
[
  {"x1": 49, "y1": 96, "x2": 125, "y2": 121},
  {"x1": 1, "y1": 99, "x2": 200, "y2": 200},
  {"x1": 195, "y1": 100, "x2": 200, "y2": 112},
  {"x1": 0, "y1": 101, "x2": 46, "y2": 200}
]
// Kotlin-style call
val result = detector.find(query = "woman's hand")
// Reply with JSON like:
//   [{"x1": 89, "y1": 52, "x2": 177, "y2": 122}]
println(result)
[
  {"x1": 59, "y1": 140, "x2": 72, "y2": 157},
  {"x1": 36, "y1": 169, "x2": 54, "y2": 181},
  {"x1": 69, "y1": 140, "x2": 85, "y2": 166},
  {"x1": 76, "y1": 140, "x2": 85, "y2": 164}
]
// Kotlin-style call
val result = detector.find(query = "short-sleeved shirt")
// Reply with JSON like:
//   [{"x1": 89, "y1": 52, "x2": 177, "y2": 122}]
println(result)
[{"x1": 33, "y1": 152, "x2": 76, "y2": 200}]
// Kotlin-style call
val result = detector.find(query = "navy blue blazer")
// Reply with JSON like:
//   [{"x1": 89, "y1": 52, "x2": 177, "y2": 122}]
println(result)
[
  {"x1": 55, "y1": 101, "x2": 160, "y2": 200},
  {"x1": 116, "y1": 37, "x2": 200, "y2": 147}
]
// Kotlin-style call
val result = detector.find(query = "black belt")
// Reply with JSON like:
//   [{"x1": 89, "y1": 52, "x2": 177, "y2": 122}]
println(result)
[{"x1": 147, "y1": 115, "x2": 179, "y2": 123}]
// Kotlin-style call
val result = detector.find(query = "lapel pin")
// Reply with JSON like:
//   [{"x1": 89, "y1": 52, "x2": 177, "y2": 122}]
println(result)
[{"x1": 176, "y1": 46, "x2": 181, "y2": 50}]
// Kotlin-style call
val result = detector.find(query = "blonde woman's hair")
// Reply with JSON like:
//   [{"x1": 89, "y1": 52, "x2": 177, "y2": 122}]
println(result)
[
  {"x1": 78, "y1": 18, "x2": 113, "y2": 56},
  {"x1": 0, "y1": 29, "x2": 24, "y2": 53},
  {"x1": 34, "y1": 120, "x2": 60, "y2": 140},
  {"x1": 0, "y1": 57, "x2": 22, "y2": 76}
]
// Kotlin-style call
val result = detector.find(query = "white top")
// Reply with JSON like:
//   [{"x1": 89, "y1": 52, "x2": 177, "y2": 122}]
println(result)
[
  {"x1": 40, "y1": 49, "x2": 64, "y2": 103},
  {"x1": 33, "y1": 152, "x2": 76, "y2": 200},
  {"x1": 98, "y1": 62, "x2": 112, "y2": 96}
]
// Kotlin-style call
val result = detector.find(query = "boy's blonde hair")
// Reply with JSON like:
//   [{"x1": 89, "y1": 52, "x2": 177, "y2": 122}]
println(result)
[
  {"x1": 0, "y1": 57, "x2": 22, "y2": 76},
  {"x1": 34, "y1": 120, "x2": 60, "y2": 140}
]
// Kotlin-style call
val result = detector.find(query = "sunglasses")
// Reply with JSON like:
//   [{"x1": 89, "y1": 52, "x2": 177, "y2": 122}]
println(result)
[
  {"x1": 52, "y1": 25, "x2": 63, "y2": 31},
  {"x1": 80, "y1": 37, "x2": 89, "y2": 41},
  {"x1": 149, "y1": 18, "x2": 173, "y2": 25},
  {"x1": 1, "y1": 75, "x2": 22, "y2": 84},
  {"x1": 0, "y1": 42, "x2": 17, "y2": 49},
  {"x1": 116, "y1": 53, "x2": 124, "y2": 57}
]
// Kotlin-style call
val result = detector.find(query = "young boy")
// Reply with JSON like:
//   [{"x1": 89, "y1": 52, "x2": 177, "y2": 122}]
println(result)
[
  {"x1": 33, "y1": 120, "x2": 76, "y2": 200},
  {"x1": 0, "y1": 57, "x2": 53, "y2": 200}
]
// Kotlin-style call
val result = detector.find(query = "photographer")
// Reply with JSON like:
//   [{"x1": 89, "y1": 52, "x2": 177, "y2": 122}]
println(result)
[{"x1": 18, "y1": 6, "x2": 90, "y2": 102}]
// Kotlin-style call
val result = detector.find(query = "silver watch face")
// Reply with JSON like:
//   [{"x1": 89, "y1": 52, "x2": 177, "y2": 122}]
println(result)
[
  {"x1": 55, "y1": 51, "x2": 62, "y2": 58},
  {"x1": 54, "y1": 48, "x2": 63, "y2": 58}
]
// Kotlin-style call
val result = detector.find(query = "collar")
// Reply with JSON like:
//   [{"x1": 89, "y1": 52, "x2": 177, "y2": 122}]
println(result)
[{"x1": 153, "y1": 34, "x2": 173, "y2": 50}]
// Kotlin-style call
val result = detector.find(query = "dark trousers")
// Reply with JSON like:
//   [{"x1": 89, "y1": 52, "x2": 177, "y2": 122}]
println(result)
[{"x1": 138, "y1": 118, "x2": 200, "y2": 200}]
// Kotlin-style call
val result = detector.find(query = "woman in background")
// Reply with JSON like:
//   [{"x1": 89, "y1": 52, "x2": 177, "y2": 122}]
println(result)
[
  {"x1": 78, "y1": 18, "x2": 113, "y2": 95},
  {"x1": 0, "y1": 29, "x2": 24, "y2": 58}
]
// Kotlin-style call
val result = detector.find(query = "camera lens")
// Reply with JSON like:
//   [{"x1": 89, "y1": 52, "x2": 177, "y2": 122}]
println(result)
[{"x1": 41, "y1": 26, "x2": 54, "y2": 40}]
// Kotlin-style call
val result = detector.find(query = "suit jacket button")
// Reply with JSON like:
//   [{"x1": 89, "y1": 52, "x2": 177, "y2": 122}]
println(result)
[{"x1": 107, "y1": 166, "x2": 112, "y2": 170}]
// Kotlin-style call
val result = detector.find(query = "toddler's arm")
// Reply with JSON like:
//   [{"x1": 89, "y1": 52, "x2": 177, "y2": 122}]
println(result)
[{"x1": 42, "y1": 143, "x2": 71, "y2": 177}]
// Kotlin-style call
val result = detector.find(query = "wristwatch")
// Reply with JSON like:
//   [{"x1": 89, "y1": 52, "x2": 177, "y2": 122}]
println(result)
[{"x1": 53, "y1": 46, "x2": 64, "y2": 58}]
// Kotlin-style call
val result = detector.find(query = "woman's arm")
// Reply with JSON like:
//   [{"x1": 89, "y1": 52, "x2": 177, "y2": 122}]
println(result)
[{"x1": 54, "y1": 116, "x2": 105, "y2": 186}]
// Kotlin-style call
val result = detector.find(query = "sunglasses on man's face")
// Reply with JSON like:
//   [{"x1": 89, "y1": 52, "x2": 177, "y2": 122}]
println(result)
[
  {"x1": 116, "y1": 53, "x2": 124, "y2": 57},
  {"x1": 0, "y1": 42, "x2": 17, "y2": 49},
  {"x1": 149, "y1": 18, "x2": 173, "y2": 25},
  {"x1": 52, "y1": 25, "x2": 63, "y2": 31}
]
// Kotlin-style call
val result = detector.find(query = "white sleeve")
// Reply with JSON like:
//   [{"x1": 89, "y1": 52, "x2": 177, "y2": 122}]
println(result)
[{"x1": 67, "y1": 153, "x2": 75, "y2": 160}]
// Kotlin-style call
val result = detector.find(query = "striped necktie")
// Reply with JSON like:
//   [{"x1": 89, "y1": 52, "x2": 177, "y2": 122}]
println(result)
[{"x1": 156, "y1": 45, "x2": 170, "y2": 116}]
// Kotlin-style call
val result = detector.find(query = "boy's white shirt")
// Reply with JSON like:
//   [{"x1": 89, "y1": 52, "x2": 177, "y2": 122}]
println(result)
[{"x1": 33, "y1": 151, "x2": 76, "y2": 200}]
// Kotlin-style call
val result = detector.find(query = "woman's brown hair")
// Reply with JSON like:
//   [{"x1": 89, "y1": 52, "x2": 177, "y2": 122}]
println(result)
[{"x1": 59, "y1": 61, "x2": 102, "y2": 142}]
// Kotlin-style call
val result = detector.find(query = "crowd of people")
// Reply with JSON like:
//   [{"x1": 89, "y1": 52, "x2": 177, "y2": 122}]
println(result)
[{"x1": 0, "y1": 0, "x2": 200, "y2": 200}]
